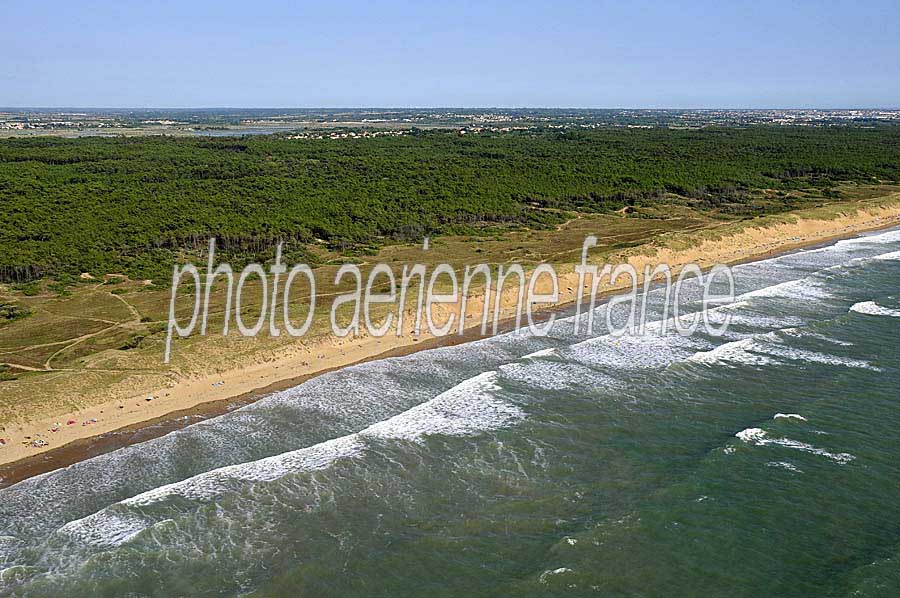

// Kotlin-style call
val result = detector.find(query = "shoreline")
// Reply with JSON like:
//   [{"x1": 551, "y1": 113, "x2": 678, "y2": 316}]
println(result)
[{"x1": 2, "y1": 203, "x2": 900, "y2": 487}]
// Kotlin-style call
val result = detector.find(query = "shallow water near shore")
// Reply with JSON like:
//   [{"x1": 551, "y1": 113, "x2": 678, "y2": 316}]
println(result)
[{"x1": 3, "y1": 229, "x2": 900, "y2": 596}]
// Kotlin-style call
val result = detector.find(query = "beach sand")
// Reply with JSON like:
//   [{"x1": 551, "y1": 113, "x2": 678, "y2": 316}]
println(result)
[{"x1": 2, "y1": 200, "x2": 900, "y2": 483}]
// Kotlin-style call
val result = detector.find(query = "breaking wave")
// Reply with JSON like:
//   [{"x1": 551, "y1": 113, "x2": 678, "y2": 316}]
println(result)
[
  {"x1": 59, "y1": 371, "x2": 520, "y2": 548},
  {"x1": 735, "y1": 427, "x2": 855, "y2": 464},
  {"x1": 850, "y1": 301, "x2": 900, "y2": 317}
]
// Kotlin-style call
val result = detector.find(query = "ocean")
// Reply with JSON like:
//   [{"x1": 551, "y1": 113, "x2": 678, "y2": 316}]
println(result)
[{"x1": 2, "y1": 229, "x2": 900, "y2": 596}]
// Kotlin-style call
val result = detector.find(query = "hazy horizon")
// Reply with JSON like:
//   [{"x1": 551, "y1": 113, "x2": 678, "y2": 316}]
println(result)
[{"x1": 3, "y1": 106, "x2": 899, "y2": 111}]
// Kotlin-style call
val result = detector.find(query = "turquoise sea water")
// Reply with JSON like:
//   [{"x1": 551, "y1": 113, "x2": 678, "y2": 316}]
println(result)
[{"x1": 3, "y1": 229, "x2": 900, "y2": 596}]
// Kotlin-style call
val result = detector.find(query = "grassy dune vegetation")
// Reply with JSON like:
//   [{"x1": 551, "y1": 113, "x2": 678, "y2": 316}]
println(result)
[{"x1": 1, "y1": 126, "x2": 900, "y2": 424}]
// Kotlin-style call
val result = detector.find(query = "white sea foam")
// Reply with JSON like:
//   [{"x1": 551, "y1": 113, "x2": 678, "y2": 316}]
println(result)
[
  {"x1": 569, "y1": 331, "x2": 703, "y2": 369},
  {"x1": 698, "y1": 303, "x2": 804, "y2": 332},
  {"x1": 735, "y1": 427, "x2": 768, "y2": 443},
  {"x1": 721, "y1": 312, "x2": 804, "y2": 330},
  {"x1": 850, "y1": 249, "x2": 900, "y2": 263},
  {"x1": 570, "y1": 282, "x2": 830, "y2": 371},
  {"x1": 499, "y1": 360, "x2": 617, "y2": 391},
  {"x1": 872, "y1": 250, "x2": 900, "y2": 261},
  {"x1": 57, "y1": 372, "x2": 521, "y2": 548},
  {"x1": 641, "y1": 298, "x2": 752, "y2": 334},
  {"x1": 782, "y1": 328, "x2": 853, "y2": 347},
  {"x1": 774, "y1": 413, "x2": 807, "y2": 421},
  {"x1": 688, "y1": 336, "x2": 877, "y2": 370},
  {"x1": 523, "y1": 348, "x2": 557, "y2": 359},
  {"x1": 737, "y1": 279, "x2": 829, "y2": 302},
  {"x1": 562, "y1": 269, "x2": 846, "y2": 372},
  {"x1": 687, "y1": 339, "x2": 775, "y2": 367},
  {"x1": 772, "y1": 438, "x2": 855, "y2": 464},
  {"x1": 850, "y1": 301, "x2": 900, "y2": 317},
  {"x1": 58, "y1": 512, "x2": 152, "y2": 548},
  {"x1": 767, "y1": 461, "x2": 802, "y2": 473},
  {"x1": 539, "y1": 567, "x2": 574, "y2": 584},
  {"x1": 764, "y1": 345, "x2": 878, "y2": 370},
  {"x1": 735, "y1": 428, "x2": 854, "y2": 464},
  {"x1": 833, "y1": 228, "x2": 900, "y2": 249},
  {"x1": 365, "y1": 371, "x2": 520, "y2": 441}
]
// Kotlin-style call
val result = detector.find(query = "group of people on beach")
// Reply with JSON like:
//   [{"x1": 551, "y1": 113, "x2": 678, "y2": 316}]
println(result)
[
  {"x1": 12, "y1": 418, "x2": 102, "y2": 449},
  {"x1": 2, "y1": 390, "x2": 183, "y2": 452}
]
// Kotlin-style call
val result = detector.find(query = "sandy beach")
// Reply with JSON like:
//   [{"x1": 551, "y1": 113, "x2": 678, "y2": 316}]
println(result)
[{"x1": 3, "y1": 199, "x2": 900, "y2": 483}]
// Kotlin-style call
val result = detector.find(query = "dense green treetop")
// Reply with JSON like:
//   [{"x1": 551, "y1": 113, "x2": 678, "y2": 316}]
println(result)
[{"x1": 1, "y1": 126, "x2": 898, "y2": 282}]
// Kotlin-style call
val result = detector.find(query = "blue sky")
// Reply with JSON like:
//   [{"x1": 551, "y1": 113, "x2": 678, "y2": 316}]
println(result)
[{"x1": 3, "y1": 0, "x2": 899, "y2": 108}]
